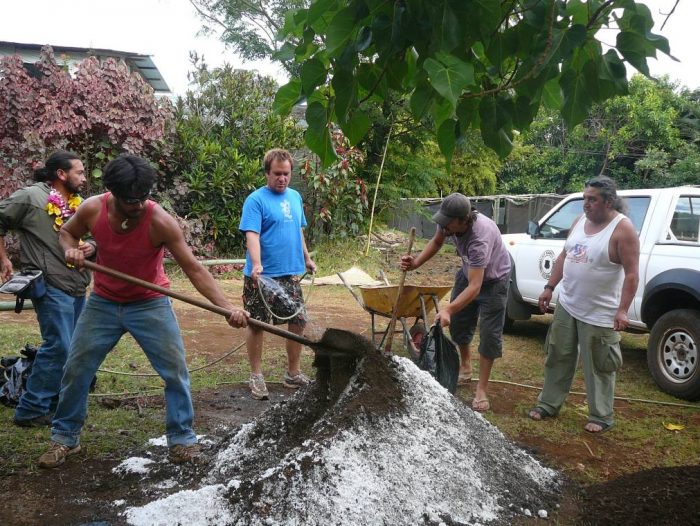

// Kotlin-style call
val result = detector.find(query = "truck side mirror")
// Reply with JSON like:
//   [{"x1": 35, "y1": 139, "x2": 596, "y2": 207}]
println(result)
[{"x1": 527, "y1": 220, "x2": 540, "y2": 238}]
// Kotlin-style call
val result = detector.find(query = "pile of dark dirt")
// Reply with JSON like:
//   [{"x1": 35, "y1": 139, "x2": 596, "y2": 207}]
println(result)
[
  {"x1": 125, "y1": 351, "x2": 560, "y2": 525},
  {"x1": 578, "y1": 465, "x2": 700, "y2": 526}
]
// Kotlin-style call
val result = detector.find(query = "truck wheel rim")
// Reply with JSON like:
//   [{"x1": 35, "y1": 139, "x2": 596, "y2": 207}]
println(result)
[{"x1": 661, "y1": 330, "x2": 698, "y2": 382}]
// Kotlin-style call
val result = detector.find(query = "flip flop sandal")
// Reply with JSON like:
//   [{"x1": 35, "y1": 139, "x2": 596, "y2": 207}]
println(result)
[
  {"x1": 527, "y1": 406, "x2": 552, "y2": 421},
  {"x1": 458, "y1": 373, "x2": 472, "y2": 384},
  {"x1": 472, "y1": 398, "x2": 490, "y2": 412},
  {"x1": 584, "y1": 421, "x2": 614, "y2": 434}
]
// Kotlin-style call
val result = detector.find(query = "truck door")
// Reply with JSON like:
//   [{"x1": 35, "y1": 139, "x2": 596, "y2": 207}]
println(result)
[{"x1": 515, "y1": 198, "x2": 583, "y2": 304}]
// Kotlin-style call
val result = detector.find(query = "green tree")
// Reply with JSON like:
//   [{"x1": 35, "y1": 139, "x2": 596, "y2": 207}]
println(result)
[
  {"x1": 676, "y1": 88, "x2": 700, "y2": 146},
  {"x1": 353, "y1": 95, "x2": 500, "y2": 216},
  {"x1": 0, "y1": 46, "x2": 173, "y2": 198},
  {"x1": 191, "y1": 0, "x2": 502, "y2": 196},
  {"x1": 189, "y1": 0, "x2": 307, "y2": 74},
  {"x1": 498, "y1": 74, "x2": 700, "y2": 193},
  {"x1": 171, "y1": 58, "x2": 304, "y2": 254},
  {"x1": 273, "y1": 0, "x2": 672, "y2": 168},
  {"x1": 300, "y1": 130, "x2": 368, "y2": 244},
  {"x1": 498, "y1": 105, "x2": 607, "y2": 193}
]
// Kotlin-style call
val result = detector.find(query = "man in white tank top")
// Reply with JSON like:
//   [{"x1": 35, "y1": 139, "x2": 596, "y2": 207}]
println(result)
[{"x1": 528, "y1": 177, "x2": 640, "y2": 433}]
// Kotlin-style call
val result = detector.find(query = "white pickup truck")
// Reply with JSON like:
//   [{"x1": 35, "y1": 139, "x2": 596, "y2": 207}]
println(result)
[{"x1": 503, "y1": 186, "x2": 700, "y2": 401}]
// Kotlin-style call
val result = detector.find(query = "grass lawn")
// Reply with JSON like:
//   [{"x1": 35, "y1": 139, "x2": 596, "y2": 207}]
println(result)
[{"x1": 1, "y1": 234, "x2": 699, "y2": 483}]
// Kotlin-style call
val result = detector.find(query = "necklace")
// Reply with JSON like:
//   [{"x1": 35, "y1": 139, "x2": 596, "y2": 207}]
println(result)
[
  {"x1": 120, "y1": 219, "x2": 129, "y2": 230},
  {"x1": 46, "y1": 187, "x2": 82, "y2": 231}
]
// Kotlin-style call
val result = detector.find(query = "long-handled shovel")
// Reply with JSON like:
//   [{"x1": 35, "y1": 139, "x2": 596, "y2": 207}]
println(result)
[
  {"x1": 383, "y1": 227, "x2": 416, "y2": 353},
  {"x1": 82, "y1": 260, "x2": 371, "y2": 357}
]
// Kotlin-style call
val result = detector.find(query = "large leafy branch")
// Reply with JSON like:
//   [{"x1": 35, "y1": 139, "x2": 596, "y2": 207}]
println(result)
[
  {"x1": 189, "y1": 0, "x2": 308, "y2": 74},
  {"x1": 272, "y1": 0, "x2": 674, "y2": 168}
]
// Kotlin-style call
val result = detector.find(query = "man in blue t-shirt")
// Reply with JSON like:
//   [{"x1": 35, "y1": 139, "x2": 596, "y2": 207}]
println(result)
[{"x1": 239, "y1": 149, "x2": 316, "y2": 400}]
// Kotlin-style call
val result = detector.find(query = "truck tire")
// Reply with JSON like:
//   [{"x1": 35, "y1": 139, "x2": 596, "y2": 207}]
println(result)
[{"x1": 647, "y1": 309, "x2": 700, "y2": 401}]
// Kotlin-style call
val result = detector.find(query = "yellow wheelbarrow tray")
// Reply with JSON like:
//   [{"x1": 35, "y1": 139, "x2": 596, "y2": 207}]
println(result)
[
  {"x1": 355, "y1": 284, "x2": 453, "y2": 356},
  {"x1": 358, "y1": 285, "x2": 453, "y2": 319}
]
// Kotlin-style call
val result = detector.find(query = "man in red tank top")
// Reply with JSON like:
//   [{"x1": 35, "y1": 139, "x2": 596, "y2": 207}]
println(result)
[{"x1": 36, "y1": 154, "x2": 249, "y2": 469}]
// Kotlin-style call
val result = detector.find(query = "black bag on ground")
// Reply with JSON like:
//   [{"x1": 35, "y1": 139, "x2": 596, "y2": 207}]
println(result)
[
  {"x1": 0, "y1": 344, "x2": 38, "y2": 407},
  {"x1": 417, "y1": 322, "x2": 460, "y2": 393}
]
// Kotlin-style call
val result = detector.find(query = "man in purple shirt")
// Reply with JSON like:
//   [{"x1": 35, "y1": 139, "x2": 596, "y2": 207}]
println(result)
[{"x1": 401, "y1": 193, "x2": 511, "y2": 411}]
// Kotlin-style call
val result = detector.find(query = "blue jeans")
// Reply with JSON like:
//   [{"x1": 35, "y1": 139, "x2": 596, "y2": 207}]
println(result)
[
  {"x1": 51, "y1": 294, "x2": 196, "y2": 448},
  {"x1": 14, "y1": 284, "x2": 85, "y2": 421}
]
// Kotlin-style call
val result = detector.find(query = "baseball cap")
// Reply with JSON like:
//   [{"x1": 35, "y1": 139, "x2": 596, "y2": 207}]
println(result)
[{"x1": 432, "y1": 193, "x2": 471, "y2": 227}]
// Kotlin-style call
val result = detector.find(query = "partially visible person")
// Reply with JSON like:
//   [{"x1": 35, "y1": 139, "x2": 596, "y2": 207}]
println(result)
[
  {"x1": 239, "y1": 148, "x2": 316, "y2": 401},
  {"x1": 400, "y1": 193, "x2": 511, "y2": 412},
  {"x1": 0, "y1": 151, "x2": 94, "y2": 427},
  {"x1": 37, "y1": 154, "x2": 249, "y2": 469},
  {"x1": 528, "y1": 176, "x2": 640, "y2": 433}
]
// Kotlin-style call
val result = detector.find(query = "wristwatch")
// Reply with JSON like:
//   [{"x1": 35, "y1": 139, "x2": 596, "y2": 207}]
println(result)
[{"x1": 543, "y1": 284, "x2": 555, "y2": 291}]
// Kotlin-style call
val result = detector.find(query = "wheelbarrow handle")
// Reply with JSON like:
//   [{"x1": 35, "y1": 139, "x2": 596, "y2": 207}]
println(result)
[{"x1": 336, "y1": 272, "x2": 364, "y2": 308}]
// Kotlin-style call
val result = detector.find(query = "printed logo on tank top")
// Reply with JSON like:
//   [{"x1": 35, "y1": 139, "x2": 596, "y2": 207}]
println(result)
[
  {"x1": 280, "y1": 199, "x2": 293, "y2": 221},
  {"x1": 567, "y1": 242, "x2": 589, "y2": 263}
]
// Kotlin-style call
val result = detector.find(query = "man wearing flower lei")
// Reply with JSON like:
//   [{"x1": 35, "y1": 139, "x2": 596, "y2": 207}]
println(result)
[
  {"x1": 37, "y1": 154, "x2": 249, "y2": 468},
  {"x1": 0, "y1": 150, "x2": 95, "y2": 427}
]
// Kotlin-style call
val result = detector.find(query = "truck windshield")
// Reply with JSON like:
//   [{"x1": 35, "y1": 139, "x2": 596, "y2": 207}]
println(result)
[{"x1": 538, "y1": 196, "x2": 650, "y2": 238}]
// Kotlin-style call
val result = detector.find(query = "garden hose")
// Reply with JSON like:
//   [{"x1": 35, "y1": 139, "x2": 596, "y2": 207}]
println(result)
[
  {"x1": 487, "y1": 378, "x2": 700, "y2": 410},
  {"x1": 89, "y1": 342, "x2": 247, "y2": 398},
  {"x1": 257, "y1": 272, "x2": 315, "y2": 322}
]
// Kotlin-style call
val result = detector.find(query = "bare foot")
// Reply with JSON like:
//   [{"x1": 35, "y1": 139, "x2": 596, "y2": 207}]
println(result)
[
  {"x1": 472, "y1": 384, "x2": 490, "y2": 412},
  {"x1": 458, "y1": 368, "x2": 472, "y2": 383},
  {"x1": 528, "y1": 407, "x2": 549, "y2": 421},
  {"x1": 472, "y1": 398, "x2": 490, "y2": 412},
  {"x1": 584, "y1": 421, "x2": 613, "y2": 433}
]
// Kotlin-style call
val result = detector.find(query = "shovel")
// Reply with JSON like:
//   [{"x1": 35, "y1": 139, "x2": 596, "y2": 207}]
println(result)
[
  {"x1": 82, "y1": 260, "x2": 371, "y2": 357},
  {"x1": 383, "y1": 227, "x2": 416, "y2": 353}
]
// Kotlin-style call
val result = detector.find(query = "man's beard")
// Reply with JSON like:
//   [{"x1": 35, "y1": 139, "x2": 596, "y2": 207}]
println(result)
[{"x1": 65, "y1": 180, "x2": 84, "y2": 194}]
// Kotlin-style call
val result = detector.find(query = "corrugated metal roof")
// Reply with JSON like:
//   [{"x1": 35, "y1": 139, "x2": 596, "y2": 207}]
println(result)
[{"x1": 0, "y1": 40, "x2": 170, "y2": 93}]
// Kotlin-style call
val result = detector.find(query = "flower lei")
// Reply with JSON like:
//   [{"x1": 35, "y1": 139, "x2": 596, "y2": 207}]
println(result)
[{"x1": 46, "y1": 188, "x2": 82, "y2": 231}]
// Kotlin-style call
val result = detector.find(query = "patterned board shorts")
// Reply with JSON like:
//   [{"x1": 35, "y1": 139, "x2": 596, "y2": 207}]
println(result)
[{"x1": 242, "y1": 275, "x2": 307, "y2": 326}]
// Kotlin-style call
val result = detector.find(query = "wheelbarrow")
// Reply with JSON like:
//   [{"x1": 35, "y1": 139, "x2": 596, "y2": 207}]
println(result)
[{"x1": 338, "y1": 276, "x2": 452, "y2": 358}]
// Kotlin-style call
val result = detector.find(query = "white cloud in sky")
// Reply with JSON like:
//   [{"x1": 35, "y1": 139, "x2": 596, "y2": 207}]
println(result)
[{"x1": 1, "y1": 0, "x2": 698, "y2": 95}]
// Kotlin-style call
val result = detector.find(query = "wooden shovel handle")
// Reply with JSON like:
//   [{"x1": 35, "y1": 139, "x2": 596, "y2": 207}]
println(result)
[
  {"x1": 81, "y1": 260, "x2": 314, "y2": 346},
  {"x1": 384, "y1": 227, "x2": 416, "y2": 352}
]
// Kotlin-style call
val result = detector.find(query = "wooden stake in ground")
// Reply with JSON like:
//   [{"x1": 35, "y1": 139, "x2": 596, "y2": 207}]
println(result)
[{"x1": 383, "y1": 227, "x2": 415, "y2": 354}]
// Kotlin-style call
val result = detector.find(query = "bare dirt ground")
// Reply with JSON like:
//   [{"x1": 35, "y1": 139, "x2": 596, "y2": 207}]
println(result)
[{"x1": 1, "y1": 245, "x2": 699, "y2": 525}]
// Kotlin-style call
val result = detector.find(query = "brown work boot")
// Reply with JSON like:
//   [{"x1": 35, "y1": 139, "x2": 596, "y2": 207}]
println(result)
[
  {"x1": 38, "y1": 441, "x2": 82, "y2": 469},
  {"x1": 168, "y1": 443, "x2": 202, "y2": 465}
]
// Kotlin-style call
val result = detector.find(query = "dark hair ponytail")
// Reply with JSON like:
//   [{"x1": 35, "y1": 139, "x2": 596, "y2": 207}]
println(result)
[
  {"x1": 33, "y1": 167, "x2": 51, "y2": 182},
  {"x1": 33, "y1": 150, "x2": 81, "y2": 182}
]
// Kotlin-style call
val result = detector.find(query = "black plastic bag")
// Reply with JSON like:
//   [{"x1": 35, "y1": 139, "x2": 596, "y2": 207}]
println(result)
[{"x1": 417, "y1": 322, "x2": 460, "y2": 393}]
